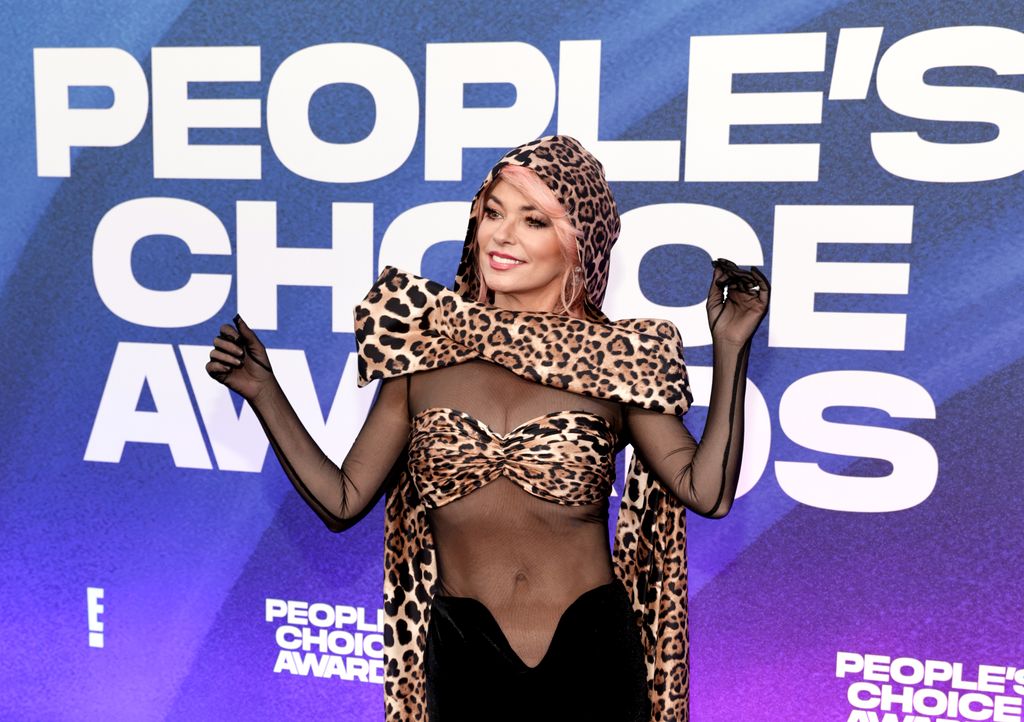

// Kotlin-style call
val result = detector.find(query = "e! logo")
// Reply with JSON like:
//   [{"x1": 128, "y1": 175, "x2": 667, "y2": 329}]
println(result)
[{"x1": 87, "y1": 587, "x2": 104, "y2": 648}]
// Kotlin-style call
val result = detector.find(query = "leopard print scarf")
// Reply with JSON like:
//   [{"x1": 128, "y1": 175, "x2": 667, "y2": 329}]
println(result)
[{"x1": 355, "y1": 135, "x2": 694, "y2": 721}]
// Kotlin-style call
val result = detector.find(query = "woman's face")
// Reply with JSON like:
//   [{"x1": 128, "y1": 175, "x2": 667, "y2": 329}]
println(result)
[{"x1": 476, "y1": 179, "x2": 566, "y2": 312}]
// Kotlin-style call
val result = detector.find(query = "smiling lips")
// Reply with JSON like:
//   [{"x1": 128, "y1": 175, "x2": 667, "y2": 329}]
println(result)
[{"x1": 488, "y1": 251, "x2": 526, "y2": 270}]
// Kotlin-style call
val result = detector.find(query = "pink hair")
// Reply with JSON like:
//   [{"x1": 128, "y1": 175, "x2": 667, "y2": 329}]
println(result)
[{"x1": 474, "y1": 164, "x2": 586, "y2": 317}]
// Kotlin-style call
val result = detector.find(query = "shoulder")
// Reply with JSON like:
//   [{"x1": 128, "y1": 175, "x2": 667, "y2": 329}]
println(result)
[
  {"x1": 600, "y1": 317, "x2": 691, "y2": 415},
  {"x1": 608, "y1": 317, "x2": 683, "y2": 344}
]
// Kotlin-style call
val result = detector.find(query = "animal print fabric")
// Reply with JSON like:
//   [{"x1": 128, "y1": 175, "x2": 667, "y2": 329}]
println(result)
[
  {"x1": 407, "y1": 406, "x2": 618, "y2": 508},
  {"x1": 354, "y1": 265, "x2": 696, "y2": 721},
  {"x1": 453, "y1": 135, "x2": 620, "y2": 323}
]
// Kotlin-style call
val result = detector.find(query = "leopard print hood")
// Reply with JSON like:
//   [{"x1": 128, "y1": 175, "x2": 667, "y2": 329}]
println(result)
[{"x1": 452, "y1": 135, "x2": 619, "y2": 323}]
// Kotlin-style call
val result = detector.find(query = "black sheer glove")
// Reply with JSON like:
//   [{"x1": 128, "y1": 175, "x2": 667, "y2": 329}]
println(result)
[
  {"x1": 627, "y1": 259, "x2": 770, "y2": 518},
  {"x1": 707, "y1": 258, "x2": 770, "y2": 348},
  {"x1": 205, "y1": 313, "x2": 409, "y2": 532},
  {"x1": 205, "y1": 314, "x2": 275, "y2": 403}
]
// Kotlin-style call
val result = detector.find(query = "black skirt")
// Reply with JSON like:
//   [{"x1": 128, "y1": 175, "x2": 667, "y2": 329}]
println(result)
[{"x1": 425, "y1": 578, "x2": 651, "y2": 722}]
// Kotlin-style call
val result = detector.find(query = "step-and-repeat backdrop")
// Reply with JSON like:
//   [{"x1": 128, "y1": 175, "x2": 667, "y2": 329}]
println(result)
[{"x1": 3, "y1": 1, "x2": 1022, "y2": 720}]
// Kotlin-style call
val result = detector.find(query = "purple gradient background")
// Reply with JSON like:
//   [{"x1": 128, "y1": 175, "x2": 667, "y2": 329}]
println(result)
[{"x1": 2, "y1": 0, "x2": 1022, "y2": 720}]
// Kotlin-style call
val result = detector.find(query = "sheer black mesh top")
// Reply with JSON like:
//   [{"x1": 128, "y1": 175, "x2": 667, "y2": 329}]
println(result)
[{"x1": 255, "y1": 352, "x2": 741, "y2": 668}]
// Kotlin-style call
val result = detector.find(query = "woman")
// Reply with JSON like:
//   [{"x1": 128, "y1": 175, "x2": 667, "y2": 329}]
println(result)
[{"x1": 207, "y1": 135, "x2": 769, "y2": 721}]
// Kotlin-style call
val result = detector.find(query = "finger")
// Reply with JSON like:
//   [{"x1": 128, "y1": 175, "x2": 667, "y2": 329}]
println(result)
[
  {"x1": 720, "y1": 272, "x2": 761, "y2": 292},
  {"x1": 205, "y1": 360, "x2": 231, "y2": 381},
  {"x1": 219, "y1": 323, "x2": 240, "y2": 339},
  {"x1": 720, "y1": 274, "x2": 759, "y2": 298},
  {"x1": 715, "y1": 259, "x2": 754, "y2": 280},
  {"x1": 750, "y1": 266, "x2": 771, "y2": 292},
  {"x1": 731, "y1": 271, "x2": 761, "y2": 294},
  {"x1": 210, "y1": 348, "x2": 243, "y2": 366},
  {"x1": 744, "y1": 272, "x2": 768, "y2": 302},
  {"x1": 214, "y1": 335, "x2": 244, "y2": 357},
  {"x1": 712, "y1": 259, "x2": 739, "y2": 288},
  {"x1": 233, "y1": 313, "x2": 260, "y2": 345}
]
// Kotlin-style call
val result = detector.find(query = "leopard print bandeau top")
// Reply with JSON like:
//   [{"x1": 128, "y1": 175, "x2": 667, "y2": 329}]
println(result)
[
  {"x1": 356, "y1": 264, "x2": 691, "y2": 510},
  {"x1": 407, "y1": 406, "x2": 618, "y2": 508}
]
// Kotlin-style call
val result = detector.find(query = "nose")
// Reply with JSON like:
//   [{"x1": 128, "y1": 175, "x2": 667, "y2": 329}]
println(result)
[{"x1": 492, "y1": 217, "x2": 514, "y2": 244}]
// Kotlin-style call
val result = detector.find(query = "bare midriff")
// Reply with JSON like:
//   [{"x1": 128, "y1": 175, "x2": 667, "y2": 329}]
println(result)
[
  {"x1": 409, "y1": 358, "x2": 624, "y2": 668},
  {"x1": 428, "y1": 477, "x2": 617, "y2": 669}
]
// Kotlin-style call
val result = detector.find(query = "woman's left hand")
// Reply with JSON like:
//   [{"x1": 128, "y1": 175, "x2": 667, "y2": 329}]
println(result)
[{"x1": 705, "y1": 258, "x2": 771, "y2": 348}]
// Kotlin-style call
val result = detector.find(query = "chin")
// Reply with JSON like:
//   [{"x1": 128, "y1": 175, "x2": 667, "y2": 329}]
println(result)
[
  {"x1": 482, "y1": 271, "x2": 517, "y2": 289},
  {"x1": 482, "y1": 270, "x2": 533, "y2": 294}
]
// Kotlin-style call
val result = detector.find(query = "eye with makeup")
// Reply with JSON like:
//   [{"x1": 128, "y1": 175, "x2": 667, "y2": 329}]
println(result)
[{"x1": 483, "y1": 204, "x2": 550, "y2": 229}]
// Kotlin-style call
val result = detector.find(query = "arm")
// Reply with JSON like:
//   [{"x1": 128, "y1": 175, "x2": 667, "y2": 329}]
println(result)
[
  {"x1": 624, "y1": 338, "x2": 750, "y2": 518},
  {"x1": 251, "y1": 373, "x2": 410, "y2": 532},
  {"x1": 206, "y1": 314, "x2": 411, "y2": 532},
  {"x1": 625, "y1": 258, "x2": 768, "y2": 519}
]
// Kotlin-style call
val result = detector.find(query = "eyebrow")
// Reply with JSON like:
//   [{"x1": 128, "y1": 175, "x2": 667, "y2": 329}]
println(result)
[{"x1": 488, "y1": 193, "x2": 538, "y2": 213}]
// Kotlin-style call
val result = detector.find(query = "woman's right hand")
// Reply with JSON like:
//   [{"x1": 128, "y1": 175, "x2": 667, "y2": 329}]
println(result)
[{"x1": 205, "y1": 314, "x2": 275, "y2": 403}]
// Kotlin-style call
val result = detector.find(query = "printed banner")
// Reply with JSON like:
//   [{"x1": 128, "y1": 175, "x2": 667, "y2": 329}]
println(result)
[{"x1": 2, "y1": 1, "x2": 1022, "y2": 720}]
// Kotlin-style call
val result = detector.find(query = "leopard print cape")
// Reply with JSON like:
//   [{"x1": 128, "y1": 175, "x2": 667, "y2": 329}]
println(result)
[
  {"x1": 354, "y1": 265, "x2": 695, "y2": 721},
  {"x1": 453, "y1": 134, "x2": 620, "y2": 324}
]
